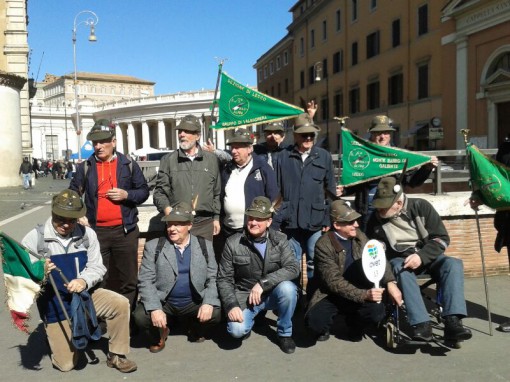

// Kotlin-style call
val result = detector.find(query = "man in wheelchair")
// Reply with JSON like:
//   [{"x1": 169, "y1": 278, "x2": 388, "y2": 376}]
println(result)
[{"x1": 366, "y1": 177, "x2": 472, "y2": 343}]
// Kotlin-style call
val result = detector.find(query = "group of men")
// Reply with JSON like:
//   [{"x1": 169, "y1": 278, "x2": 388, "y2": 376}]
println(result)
[{"x1": 23, "y1": 111, "x2": 490, "y2": 374}]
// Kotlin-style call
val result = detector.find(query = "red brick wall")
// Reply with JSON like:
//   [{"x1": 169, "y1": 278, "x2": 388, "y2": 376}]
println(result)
[{"x1": 136, "y1": 215, "x2": 510, "y2": 278}]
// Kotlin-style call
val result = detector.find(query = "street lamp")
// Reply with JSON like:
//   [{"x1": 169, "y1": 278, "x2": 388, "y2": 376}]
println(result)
[
  {"x1": 73, "y1": 10, "x2": 98, "y2": 160},
  {"x1": 314, "y1": 61, "x2": 329, "y2": 149}
]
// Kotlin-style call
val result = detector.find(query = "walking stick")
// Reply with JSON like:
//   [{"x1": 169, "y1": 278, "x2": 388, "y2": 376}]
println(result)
[{"x1": 474, "y1": 209, "x2": 493, "y2": 336}]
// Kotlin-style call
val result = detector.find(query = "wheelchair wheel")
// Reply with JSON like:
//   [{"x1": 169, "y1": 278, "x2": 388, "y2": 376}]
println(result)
[{"x1": 386, "y1": 322, "x2": 398, "y2": 349}]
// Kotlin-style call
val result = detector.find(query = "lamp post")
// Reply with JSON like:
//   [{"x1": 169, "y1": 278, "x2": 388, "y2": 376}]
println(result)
[
  {"x1": 314, "y1": 61, "x2": 329, "y2": 149},
  {"x1": 73, "y1": 10, "x2": 98, "y2": 160},
  {"x1": 63, "y1": 101, "x2": 69, "y2": 160}
]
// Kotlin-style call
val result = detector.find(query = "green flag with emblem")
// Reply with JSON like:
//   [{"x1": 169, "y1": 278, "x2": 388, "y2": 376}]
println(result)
[
  {"x1": 214, "y1": 72, "x2": 303, "y2": 129},
  {"x1": 340, "y1": 127, "x2": 432, "y2": 186},
  {"x1": 467, "y1": 143, "x2": 510, "y2": 210}
]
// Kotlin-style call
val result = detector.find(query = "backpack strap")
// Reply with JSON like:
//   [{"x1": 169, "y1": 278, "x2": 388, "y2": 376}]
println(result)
[
  {"x1": 197, "y1": 236, "x2": 209, "y2": 264},
  {"x1": 154, "y1": 236, "x2": 167, "y2": 263},
  {"x1": 35, "y1": 223, "x2": 49, "y2": 257}
]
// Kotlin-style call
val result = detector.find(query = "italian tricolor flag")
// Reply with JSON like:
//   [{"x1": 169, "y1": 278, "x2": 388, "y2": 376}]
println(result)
[{"x1": 1, "y1": 232, "x2": 46, "y2": 333}]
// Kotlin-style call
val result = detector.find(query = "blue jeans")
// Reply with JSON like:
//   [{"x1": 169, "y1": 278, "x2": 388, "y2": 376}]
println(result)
[
  {"x1": 390, "y1": 255, "x2": 467, "y2": 326},
  {"x1": 227, "y1": 281, "x2": 298, "y2": 338},
  {"x1": 22, "y1": 173, "x2": 31, "y2": 189},
  {"x1": 286, "y1": 229, "x2": 322, "y2": 280}
]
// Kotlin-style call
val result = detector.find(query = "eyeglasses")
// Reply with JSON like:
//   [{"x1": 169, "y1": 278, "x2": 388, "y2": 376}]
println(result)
[
  {"x1": 265, "y1": 131, "x2": 283, "y2": 136},
  {"x1": 299, "y1": 133, "x2": 315, "y2": 139},
  {"x1": 53, "y1": 215, "x2": 77, "y2": 225}
]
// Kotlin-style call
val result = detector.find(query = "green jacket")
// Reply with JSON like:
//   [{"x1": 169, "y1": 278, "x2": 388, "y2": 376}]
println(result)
[{"x1": 153, "y1": 146, "x2": 221, "y2": 220}]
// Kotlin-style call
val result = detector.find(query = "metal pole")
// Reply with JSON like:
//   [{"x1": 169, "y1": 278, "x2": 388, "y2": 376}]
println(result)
[
  {"x1": 63, "y1": 102, "x2": 69, "y2": 160},
  {"x1": 209, "y1": 58, "x2": 227, "y2": 143},
  {"x1": 474, "y1": 209, "x2": 493, "y2": 336},
  {"x1": 72, "y1": 28, "x2": 81, "y2": 161}
]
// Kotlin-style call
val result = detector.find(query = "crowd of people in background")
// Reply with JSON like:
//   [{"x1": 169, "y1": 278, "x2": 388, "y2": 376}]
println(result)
[{"x1": 19, "y1": 157, "x2": 78, "y2": 187}]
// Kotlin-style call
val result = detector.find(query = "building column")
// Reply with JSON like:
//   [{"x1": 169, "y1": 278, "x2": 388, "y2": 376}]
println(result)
[
  {"x1": 487, "y1": 100, "x2": 497, "y2": 148},
  {"x1": 142, "y1": 120, "x2": 150, "y2": 148},
  {"x1": 115, "y1": 123, "x2": 124, "y2": 154},
  {"x1": 455, "y1": 37, "x2": 468, "y2": 150},
  {"x1": 158, "y1": 120, "x2": 166, "y2": 149},
  {"x1": 127, "y1": 122, "x2": 136, "y2": 154}
]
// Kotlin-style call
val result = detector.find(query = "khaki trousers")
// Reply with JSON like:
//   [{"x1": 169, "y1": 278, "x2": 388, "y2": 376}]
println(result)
[{"x1": 45, "y1": 288, "x2": 130, "y2": 372}]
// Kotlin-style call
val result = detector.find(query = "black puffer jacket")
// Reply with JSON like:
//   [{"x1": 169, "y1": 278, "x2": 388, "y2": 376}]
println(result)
[{"x1": 217, "y1": 228, "x2": 299, "y2": 313}]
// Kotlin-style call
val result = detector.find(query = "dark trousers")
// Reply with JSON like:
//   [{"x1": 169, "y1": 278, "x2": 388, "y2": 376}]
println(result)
[
  {"x1": 133, "y1": 301, "x2": 221, "y2": 343},
  {"x1": 213, "y1": 224, "x2": 242, "y2": 263},
  {"x1": 191, "y1": 217, "x2": 214, "y2": 242},
  {"x1": 95, "y1": 225, "x2": 139, "y2": 310},
  {"x1": 306, "y1": 295, "x2": 385, "y2": 335}
]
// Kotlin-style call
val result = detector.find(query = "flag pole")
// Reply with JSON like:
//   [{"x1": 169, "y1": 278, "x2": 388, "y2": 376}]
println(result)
[
  {"x1": 209, "y1": 58, "x2": 227, "y2": 143},
  {"x1": 461, "y1": 129, "x2": 493, "y2": 336}
]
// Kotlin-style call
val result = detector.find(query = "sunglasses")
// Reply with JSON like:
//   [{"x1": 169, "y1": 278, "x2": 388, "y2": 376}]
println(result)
[
  {"x1": 299, "y1": 133, "x2": 315, "y2": 139},
  {"x1": 53, "y1": 215, "x2": 78, "y2": 225}
]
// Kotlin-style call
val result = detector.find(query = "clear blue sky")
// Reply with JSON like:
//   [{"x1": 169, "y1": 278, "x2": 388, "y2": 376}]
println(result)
[{"x1": 27, "y1": 0, "x2": 294, "y2": 94}]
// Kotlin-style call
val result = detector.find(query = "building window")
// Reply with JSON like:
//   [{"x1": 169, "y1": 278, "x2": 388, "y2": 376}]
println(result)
[
  {"x1": 264, "y1": 66, "x2": 268, "y2": 79},
  {"x1": 418, "y1": 4, "x2": 428, "y2": 36},
  {"x1": 351, "y1": 0, "x2": 358, "y2": 21},
  {"x1": 258, "y1": 70, "x2": 263, "y2": 83},
  {"x1": 300, "y1": 37, "x2": 305, "y2": 56},
  {"x1": 388, "y1": 73, "x2": 403, "y2": 105},
  {"x1": 300, "y1": 70, "x2": 305, "y2": 89},
  {"x1": 321, "y1": 97, "x2": 329, "y2": 121},
  {"x1": 336, "y1": 10, "x2": 341, "y2": 31},
  {"x1": 311, "y1": 29, "x2": 315, "y2": 48},
  {"x1": 334, "y1": 92, "x2": 344, "y2": 117},
  {"x1": 349, "y1": 87, "x2": 360, "y2": 114},
  {"x1": 285, "y1": 78, "x2": 289, "y2": 93},
  {"x1": 351, "y1": 42, "x2": 358, "y2": 66},
  {"x1": 367, "y1": 81, "x2": 380, "y2": 110},
  {"x1": 370, "y1": 0, "x2": 377, "y2": 11},
  {"x1": 283, "y1": 50, "x2": 289, "y2": 65},
  {"x1": 322, "y1": 58, "x2": 329, "y2": 78},
  {"x1": 277, "y1": 83, "x2": 281, "y2": 97},
  {"x1": 366, "y1": 31, "x2": 380, "y2": 59},
  {"x1": 392, "y1": 19, "x2": 401, "y2": 47},
  {"x1": 309, "y1": 66, "x2": 315, "y2": 85},
  {"x1": 271, "y1": 86, "x2": 274, "y2": 96},
  {"x1": 322, "y1": 20, "x2": 327, "y2": 40},
  {"x1": 269, "y1": 61, "x2": 274, "y2": 75},
  {"x1": 276, "y1": 56, "x2": 281, "y2": 71},
  {"x1": 418, "y1": 63, "x2": 429, "y2": 99},
  {"x1": 333, "y1": 50, "x2": 344, "y2": 73}
]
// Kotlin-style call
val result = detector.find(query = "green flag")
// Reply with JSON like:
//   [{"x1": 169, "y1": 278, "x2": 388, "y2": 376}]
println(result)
[
  {"x1": 341, "y1": 127, "x2": 432, "y2": 186},
  {"x1": 467, "y1": 143, "x2": 510, "y2": 210},
  {"x1": 214, "y1": 72, "x2": 303, "y2": 129}
]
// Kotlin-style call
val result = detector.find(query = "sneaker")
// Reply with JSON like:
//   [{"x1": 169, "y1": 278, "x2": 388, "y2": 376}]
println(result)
[
  {"x1": 412, "y1": 321, "x2": 433, "y2": 341},
  {"x1": 278, "y1": 336, "x2": 296, "y2": 354},
  {"x1": 317, "y1": 331, "x2": 330, "y2": 342},
  {"x1": 444, "y1": 315, "x2": 472, "y2": 341},
  {"x1": 106, "y1": 353, "x2": 137, "y2": 373},
  {"x1": 498, "y1": 320, "x2": 510, "y2": 332}
]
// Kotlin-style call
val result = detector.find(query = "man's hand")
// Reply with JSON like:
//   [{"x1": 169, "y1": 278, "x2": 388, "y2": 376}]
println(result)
[
  {"x1": 213, "y1": 220, "x2": 221, "y2": 236},
  {"x1": 248, "y1": 283, "x2": 263, "y2": 306},
  {"x1": 387, "y1": 282, "x2": 403, "y2": 306},
  {"x1": 150, "y1": 309, "x2": 167, "y2": 328},
  {"x1": 197, "y1": 304, "x2": 214, "y2": 322},
  {"x1": 106, "y1": 187, "x2": 128, "y2": 201},
  {"x1": 44, "y1": 259, "x2": 56, "y2": 275},
  {"x1": 365, "y1": 287, "x2": 385, "y2": 303},
  {"x1": 227, "y1": 307, "x2": 244, "y2": 323},
  {"x1": 322, "y1": 226, "x2": 330, "y2": 232},
  {"x1": 307, "y1": 100, "x2": 318, "y2": 120},
  {"x1": 336, "y1": 185, "x2": 344, "y2": 197},
  {"x1": 65, "y1": 278, "x2": 87, "y2": 293},
  {"x1": 202, "y1": 138, "x2": 215, "y2": 153},
  {"x1": 430, "y1": 156, "x2": 439, "y2": 167},
  {"x1": 464, "y1": 196, "x2": 482, "y2": 211},
  {"x1": 78, "y1": 216, "x2": 90, "y2": 227},
  {"x1": 403, "y1": 253, "x2": 422, "y2": 270}
]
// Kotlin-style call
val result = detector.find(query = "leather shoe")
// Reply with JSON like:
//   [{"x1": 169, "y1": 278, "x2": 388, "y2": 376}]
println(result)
[
  {"x1": 412, "y1": 321, "x2": 433, "y2": 341},
  {"x1": 444, "y1": 315, "x2": 472, "y2": 341},
  {"x1": 278, "y1": 336, "x2": 296, "y2": 354},
  {"x1": 317, "y1": 331, "x2": 330, "y2": 342},
  {"x1": 498, "y1": 321, "x2": 510, "y2": 332},
  {"x1": 149, "y1": 327, "x2": 169, "y2": 353}
]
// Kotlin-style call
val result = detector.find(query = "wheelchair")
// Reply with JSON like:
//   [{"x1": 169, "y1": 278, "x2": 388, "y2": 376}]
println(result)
[{"x1": 384, "y1": 275, "x2": 462, "y2": 349}]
